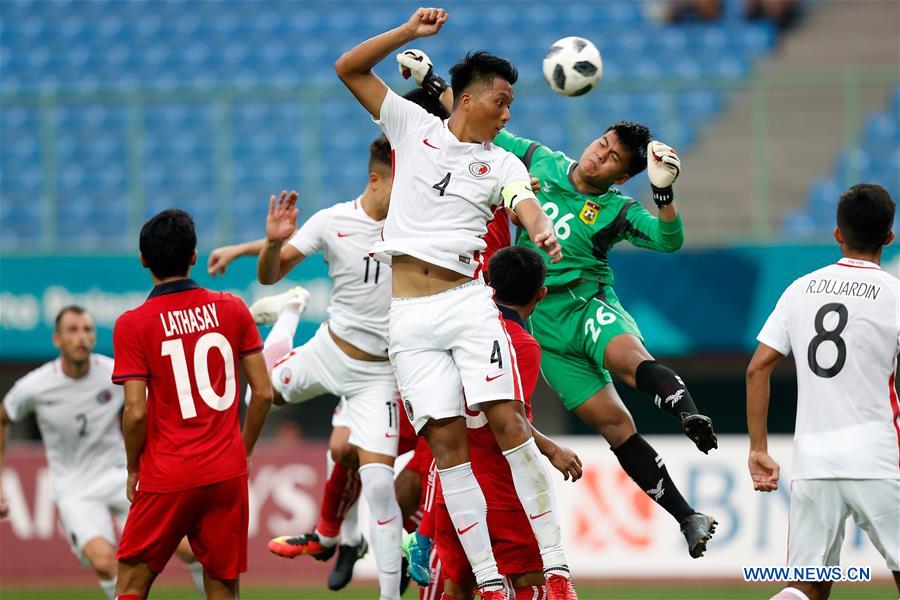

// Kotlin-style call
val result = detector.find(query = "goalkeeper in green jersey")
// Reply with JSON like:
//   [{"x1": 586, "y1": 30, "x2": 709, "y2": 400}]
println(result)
[{"x1": 495, "y1": 124, "x2": 718, "y2": 558}]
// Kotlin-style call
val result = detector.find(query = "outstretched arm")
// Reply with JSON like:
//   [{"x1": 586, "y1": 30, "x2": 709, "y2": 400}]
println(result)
[
  {"x1": 335, "y1": 8, "x2": 448, "y2": 119},
  {"x1": 208, "y1": 240, "x2": 265, "y2": 278},
  {"x1": 258, "y1": 191, "x2": 306, "y2": 285},
  {"x1": 746, "y1": 342, "x2": 784, "y2": 492},
  {"x1": 514, "y1": 198, "x2": 562, "y2": 263}
]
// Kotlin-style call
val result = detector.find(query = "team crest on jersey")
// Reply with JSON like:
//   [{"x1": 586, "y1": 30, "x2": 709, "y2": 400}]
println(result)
[
  {"x1": 579, "y1": 200, "x2": 601, "y2": 225},
  {"x1": 468, "y1": 162, "x2": 491, "y2": 178},
  {"x1": 96, "y1": 390, "x2": 112, "y2": 404},
  {"x1": 404, "y1": 399, "x2": 414, "y2": 420},
  {"x1": 279, "y1": 368, "x2": 292, "y2": 386}
]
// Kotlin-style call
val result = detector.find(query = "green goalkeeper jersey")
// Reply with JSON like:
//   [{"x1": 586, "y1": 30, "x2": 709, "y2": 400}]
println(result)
[{"x1": 494, "y1": 129, "x2": 685, "y2": 289}]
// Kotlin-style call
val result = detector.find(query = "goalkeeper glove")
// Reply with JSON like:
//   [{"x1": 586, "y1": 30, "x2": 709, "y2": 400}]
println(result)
[
  {"x1": 397, "y1": 48, "x2": 449, "y2": 98},
  {"x1": 647, "y1": 140, "x2": 681, "y2": 207}
]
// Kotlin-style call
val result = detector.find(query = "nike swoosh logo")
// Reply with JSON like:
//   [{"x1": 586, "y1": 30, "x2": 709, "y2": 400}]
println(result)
[
  {"x1": 485, "y1": 373, "x2": 504, "y2": 382},
  {"x1": 377, "y1": 517, "x2": 397, "y2": 526},
  {"x1": 423, "y1": 138, "x2": 440, "y2": 150},
  {"x1": 456, "y1": 522, "x2": 478, "y2": 535},
  {"x1": 529, "y1": 510, "x2": 552, "y2": 520},
  {"x1": 385, "y1": 432, "x2": 399, "y2": 438},
  {"x1": 337, "y1": 232, "x2": 353, "y2": 237}
]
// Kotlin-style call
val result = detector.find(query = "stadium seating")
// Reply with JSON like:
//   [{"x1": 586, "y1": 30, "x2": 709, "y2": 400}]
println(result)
[
  {"x1": 782, "y1": 85, "x2": 900, "y2": 238},
  {"x1": 1, "y1": 0, "x2": 779, "y2": 251}
]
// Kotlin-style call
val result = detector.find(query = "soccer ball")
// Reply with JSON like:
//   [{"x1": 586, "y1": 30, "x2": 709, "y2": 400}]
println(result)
[{"x1": 542, "y1": 36, "x2": 603, "y2": 97}]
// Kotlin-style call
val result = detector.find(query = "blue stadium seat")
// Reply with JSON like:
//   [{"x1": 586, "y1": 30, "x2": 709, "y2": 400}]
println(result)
[
  {"x1": 789, "y1": 86, "x2": 900, "y2": 237},
  {"x1": 1, "y1": 0, "x2": 782, "y2": 250}
]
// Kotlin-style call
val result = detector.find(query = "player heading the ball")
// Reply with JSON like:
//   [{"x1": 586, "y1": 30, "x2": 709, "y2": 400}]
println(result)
[{"x1": 334, "y1": 7, "x2": 576, "y2": 600}]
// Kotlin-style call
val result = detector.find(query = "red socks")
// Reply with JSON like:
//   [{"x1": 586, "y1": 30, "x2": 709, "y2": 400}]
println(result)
[{"x1": 316, "y1": 460, "x2": 361, "y2": 537}]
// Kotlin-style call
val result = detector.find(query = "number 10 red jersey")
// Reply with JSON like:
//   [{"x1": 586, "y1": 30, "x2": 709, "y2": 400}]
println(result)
[{"x1": 112, "y1": 279, "x2": 263, "y2": 493}]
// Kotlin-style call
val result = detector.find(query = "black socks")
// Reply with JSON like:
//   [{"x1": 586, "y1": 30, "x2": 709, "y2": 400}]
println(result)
[
  {"x1": 612, "y1": 433, "x2": 694, "y2": 523},
  {"x1": 635, "y1": 360, "x2": 698, "y2": 422}
]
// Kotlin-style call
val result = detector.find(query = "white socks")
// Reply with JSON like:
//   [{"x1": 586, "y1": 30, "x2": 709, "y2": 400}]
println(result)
[
  {"x1": 359, "y1": 463, "x2": 402, "y2": 600},
  {"x1": 185, "y1": 560, "x2": 205, "y2": 597},
  {"x1": 262, "y1": 309, "x2": 300, "y2": 370},
  {"x1": 246, "y1": 308, "x2": 301, "y2": 405},
  {"x1": 503, "y1": 438, "x2": 567, "y2": 573},
  {"x1": 437, "y1": 462, "x2": 502, "y2": 590},
  {"x1": 99, "y1": 577, "x2": 117, "y2": 600}
]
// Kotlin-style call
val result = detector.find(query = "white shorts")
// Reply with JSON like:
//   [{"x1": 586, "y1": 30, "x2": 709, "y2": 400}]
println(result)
[
  {"x1": 332, "y1": 396, "x2": 350, "y2": 429},
  {"x1": 272, "y1": 323, "x2": 400, "y2": 457},
  {"x1": 57, "y1": 470, "x2": 130, "y2": 563},
  {"x1": 788, "y1": 478, "x2": 899, "y2": 570},
  {"x1": 389, "y1": 279, "x2": 524, "y2": 433}
]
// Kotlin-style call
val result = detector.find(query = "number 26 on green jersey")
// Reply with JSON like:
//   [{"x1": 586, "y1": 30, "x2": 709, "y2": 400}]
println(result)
[
  {"x1": 584, "y1": 303, "x2": 617, "y2": 343},
  {"x1": 544, "y1": 202, "x2": 573, "y2": 240}
]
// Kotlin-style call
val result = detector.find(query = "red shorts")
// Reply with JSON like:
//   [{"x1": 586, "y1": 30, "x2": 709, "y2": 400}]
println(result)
[
  {"x1": 117, "y1": 475, "x2": 248, "y2": 580},
  {"x1": 434, "y1": 501, "x2": 542, "y2": 585}
]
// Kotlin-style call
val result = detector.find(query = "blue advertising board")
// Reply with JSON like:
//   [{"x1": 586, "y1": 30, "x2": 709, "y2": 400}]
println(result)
[{"x1": 1, "y1": 246, "x2": 897, "y2": 360}]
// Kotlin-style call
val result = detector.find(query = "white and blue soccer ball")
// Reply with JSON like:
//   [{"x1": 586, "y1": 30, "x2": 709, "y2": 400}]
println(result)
[{"x1": 542, "y1": 36, "x2": 603, "y2": 97}]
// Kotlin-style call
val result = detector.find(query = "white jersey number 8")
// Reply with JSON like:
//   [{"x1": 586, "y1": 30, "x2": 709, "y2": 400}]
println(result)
[{"x1": 161, "y1": 332, "x2": 237, "y2": 419}]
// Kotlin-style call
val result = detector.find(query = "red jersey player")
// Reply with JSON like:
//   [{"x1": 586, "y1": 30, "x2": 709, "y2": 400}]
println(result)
[
  {"x1": 111, "y1": 209, "x2": 273, "y2": 600},
  {"x1": 408, "y1": 246, "x2": 582, "y2": 600}
]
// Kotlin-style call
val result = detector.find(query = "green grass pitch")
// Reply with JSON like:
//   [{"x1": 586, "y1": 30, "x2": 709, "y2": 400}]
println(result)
[{"x1": 1, "y1": 583, "x2": 896, "y2": 600}]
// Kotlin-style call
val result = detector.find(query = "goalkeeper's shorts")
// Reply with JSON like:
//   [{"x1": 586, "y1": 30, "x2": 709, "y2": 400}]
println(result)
[{"x1": 530, "y1": 281, "x2": 642, "y2": 411}]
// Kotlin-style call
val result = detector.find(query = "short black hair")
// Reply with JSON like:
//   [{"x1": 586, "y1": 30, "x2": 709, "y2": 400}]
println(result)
[
  {"x1": 605, "y1": 121, "x2": 651, "y2": 178},
  {"x1": 836, "y1": 183, "x2": 895, "y2": 252},
  {"x1": 139, "y1": 209, "x2": 197, "y2": 279},
  {"x1": 489, "y1": 246, "x2": 547, "y2": 307},
  {"x1": 368, "y1": 134, "x2": 392, "y2": 173},
  {"x1": 449, "y1": 51, "x2": 518, "y2": 100},
  {"x1": 403, "y1": 87, "x2": 450, "y2": 119},
  {"x1": 55, "y1": 305, "x2": 88, "y2": 331}
]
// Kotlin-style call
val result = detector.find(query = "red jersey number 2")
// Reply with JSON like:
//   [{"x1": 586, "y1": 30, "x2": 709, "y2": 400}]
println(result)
[{"x1": 161, "y1": 332, "x2": 236, "y2": 419}]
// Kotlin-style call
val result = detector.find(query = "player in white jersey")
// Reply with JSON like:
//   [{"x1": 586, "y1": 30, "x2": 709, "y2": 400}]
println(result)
[
  {"x1": 335, "y1": 8, "x2": 576, "y2": 599},
  {"x1": 0, "y1": 307, "x2": 204, "y2": 600},
  {"x1": 746, "y1": 184, "x2": 900, "y2": 600},
  {"x1": 208, "y1": 85, "x2": 455, "y2": 595},
  {"x1": 256, "y1": 138, "x2": 409, "y2": 600}
]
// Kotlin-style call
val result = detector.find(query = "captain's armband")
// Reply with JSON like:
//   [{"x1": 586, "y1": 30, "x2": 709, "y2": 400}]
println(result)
[{"x1": 501, "y1": 179, "x2": 537, "y2": 210}]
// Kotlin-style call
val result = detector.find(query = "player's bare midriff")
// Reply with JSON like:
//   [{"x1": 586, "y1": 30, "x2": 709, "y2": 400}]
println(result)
[
  {"x1": 327, "y1": 323, "x2": 388, "y2": 362},
  {"x1": 391, "y1": 254, "x2": 471, "y2": 298}
]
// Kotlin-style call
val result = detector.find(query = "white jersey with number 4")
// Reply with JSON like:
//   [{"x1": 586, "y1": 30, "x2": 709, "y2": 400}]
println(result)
[
  {"x1": 372, "y1": 89, "x2": 535, "y2": 278},
  {"x1": 757, "y1": 257, "x2": 900, "y2": 480},
  {"x1": 2, "y1": 354, "x2": 125, "y2": 500},
  {"x1": 288, "y1": 198, "x2": 391, "y2": 357}
]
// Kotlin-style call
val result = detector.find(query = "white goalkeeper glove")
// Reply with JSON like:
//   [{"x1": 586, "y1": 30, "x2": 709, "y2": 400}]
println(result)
[
  {"x1": 647, "y1": 140, "x2": 681, "y2": 207},
  {"x1": 397, "y1": 49, "x2": 433, "y2": 85},
  {"x1": 397, "y1": 48, "x2": 449, "y2": 98}
]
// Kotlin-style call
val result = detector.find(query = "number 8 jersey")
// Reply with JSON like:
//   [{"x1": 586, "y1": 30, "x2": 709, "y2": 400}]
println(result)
[
  {"x1": 112, "y1": 279, "x2": 264, "y2": 492},
  {"x1": 757, "y1": 257, "x2": 900, "y2": 479}
]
